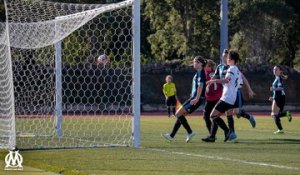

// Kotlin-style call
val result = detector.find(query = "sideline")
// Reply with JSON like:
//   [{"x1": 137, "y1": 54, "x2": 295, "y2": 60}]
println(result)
[{"x1": 147, "y1": 148, "x2": 300, "y2": 171}]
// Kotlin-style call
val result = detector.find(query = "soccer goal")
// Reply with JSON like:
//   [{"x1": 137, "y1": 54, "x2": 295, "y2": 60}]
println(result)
[{"x1": 0, "y1": 0, "x2": 140, "y2": 150}]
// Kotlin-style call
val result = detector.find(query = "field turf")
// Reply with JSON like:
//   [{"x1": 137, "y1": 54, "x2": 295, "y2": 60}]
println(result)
[{"x1": 0, "y1": 115, "x2": 299, "y2": 175}]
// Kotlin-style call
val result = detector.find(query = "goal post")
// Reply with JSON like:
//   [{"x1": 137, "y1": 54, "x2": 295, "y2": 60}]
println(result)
[
  {"x1": 0, "y1": 0, "x2": 140, "y2": 150},
  {"x1": 54, "y1": 39, "x2": 63, "y2": 138},
  {"x1": 0, "y1": 1, "x2": 16, "y2": 149},
  {"x1": 132, "y1": 0, "x2": 140, "y2": 148}
]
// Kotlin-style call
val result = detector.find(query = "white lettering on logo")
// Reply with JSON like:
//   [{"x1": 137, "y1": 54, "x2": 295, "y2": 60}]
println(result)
[{"x1": 5, "y1": 150, "x2": 23, "y2": 170}]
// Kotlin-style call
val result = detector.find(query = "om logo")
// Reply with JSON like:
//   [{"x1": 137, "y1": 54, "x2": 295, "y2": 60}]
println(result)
[{"x1": 4, "y1": 150, "x2": 23, "y2": 170}]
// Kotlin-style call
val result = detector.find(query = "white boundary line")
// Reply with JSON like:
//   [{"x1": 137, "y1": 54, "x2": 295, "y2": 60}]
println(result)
[
  {"x1": 249, "y1": 129, "x2": 300, "y2": 135},
  {"x1": 148, "y1": 148, "x2": 300, "y2": 171}
]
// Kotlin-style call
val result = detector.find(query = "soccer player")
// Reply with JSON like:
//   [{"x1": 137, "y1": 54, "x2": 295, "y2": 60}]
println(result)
[
  {"x1": 205, "y1": 50, "x2": 241, "y2": 142},
  {"x1": 163, "y1": 75, "x2": 177, "y2": 117},
  {"x1": 270, "y1": 65, "x2": 292, "y2": 134},
  {"x1": 202, "y1": 49, "x2": 255, "y2": 142},
  {"x1": 163, "y1": 56, "x2": 207, "y2": 142},
  {"x1": 203, "y1": 59, "x2": 222, "y2": 135}
]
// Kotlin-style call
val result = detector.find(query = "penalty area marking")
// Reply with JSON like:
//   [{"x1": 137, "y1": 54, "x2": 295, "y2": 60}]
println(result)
[{"x1": 147, "y1": 148, "x2": 300, "y2": 171}]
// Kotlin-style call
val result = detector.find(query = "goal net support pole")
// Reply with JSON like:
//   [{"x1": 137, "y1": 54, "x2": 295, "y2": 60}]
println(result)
[
  {"x1": 132, "y1": 0, "x2": 140, "y2": 148},
  {"x1": 220, "y1": 0, "x2": 228, "y2": 64},
  {"x1": 55, "y1": 39, "x2": 63, "y2": 138}
]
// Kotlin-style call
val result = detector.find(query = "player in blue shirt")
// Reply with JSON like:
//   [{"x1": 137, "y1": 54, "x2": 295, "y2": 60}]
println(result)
[
  {"x1": 270, "y1": 65, "x2": 292, "y2": 134},
  {"x1": 163, "y1": 56, "x2": 207, "y2": 143}
]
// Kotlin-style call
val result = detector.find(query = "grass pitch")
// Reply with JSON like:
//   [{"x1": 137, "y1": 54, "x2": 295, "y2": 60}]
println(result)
[{"x1": 0, "y1": 115, "x2": 299, "y2": 175}]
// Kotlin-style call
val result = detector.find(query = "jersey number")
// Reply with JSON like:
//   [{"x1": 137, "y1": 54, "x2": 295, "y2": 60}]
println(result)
[{"x1": 235, "y1": 78, "x2": 238, "y2": 88}]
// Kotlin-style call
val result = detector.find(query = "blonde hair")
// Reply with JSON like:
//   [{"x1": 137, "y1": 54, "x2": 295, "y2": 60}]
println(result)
[
  {"x1": 165, "y1": 75, "x2": 173, "y2": 81},
  {"x1": 206, "y1": 59, "x2": 216, "y2": 72}
]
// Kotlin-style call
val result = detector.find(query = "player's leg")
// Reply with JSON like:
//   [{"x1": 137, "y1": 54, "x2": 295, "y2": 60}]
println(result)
[
  {"x1": 166, "y1": 97, "x2": 171, "y2": 117},
  {"x1": 225, "y1": 109, "x2": 237, "y2": 141},
  {"x1": 237, "y1": 109, "x2": 256, "y2": 128},
  {"x1": 170, "y1": 96, "x2": 176, "y2": 116},
  {"x1": 175, "y1": 103, "x2": 192, "y2": 134},
  {"x1": 203, "y1": 100, "x2": 217, "y2": 134},
  {"x1": 226, "y1": 110, "x2": 235, "y2": 133},
  {"x1": 235, "y1": 90, "x2": 256, "y2": 128},
  {"x1": 210, "y1": 101, "x2": 232, "y2": 142},
  {"x1": 181, "y1": 98, "x2": 205, "y2": 142},
  {"x1": 202, "y1": 120, "x2": 218, "y2": 142},
  {"x1": 163, "y1": 99, "x2": 192, "y2": 141},
  {"x1": 278, "y1": 110, "x2": 292, "y2": 122},
  {"x1": 277, "y1": 96, "x2": 292, "y2": 122},
  {"x1": 272, "y1": 99, "x2": 283, "y2": 134},
  {"x1": 201, "y1": 100, "x2": 218, "y2": 142}
]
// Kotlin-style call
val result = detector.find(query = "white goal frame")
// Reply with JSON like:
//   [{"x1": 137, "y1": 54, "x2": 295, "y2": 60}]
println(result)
[{"x1": 0, "y1": 0, "x2": 140, "y2": 150}]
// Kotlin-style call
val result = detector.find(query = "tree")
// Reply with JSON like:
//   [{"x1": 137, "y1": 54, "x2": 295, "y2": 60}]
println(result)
[
  {"x1": 230, "y1": 0, "x2": 300, "y2": 67},
  {"x1": 144, "y1": 0, "x2": 220, "y2": 61}
]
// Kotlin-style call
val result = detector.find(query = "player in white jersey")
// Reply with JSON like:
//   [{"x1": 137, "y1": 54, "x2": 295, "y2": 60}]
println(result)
[
  {"x1": 202, "y1": 49, "x2": 255, "y2": 142},
  {"x1": 206, "y1": 50, "x2": 241, "y2": 142},
  {"x1": 220, "y1": 67, "x2": 240, "y2": 104}
]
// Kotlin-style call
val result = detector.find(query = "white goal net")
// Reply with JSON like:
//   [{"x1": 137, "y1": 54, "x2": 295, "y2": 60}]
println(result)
[{"x1": 0, "y1": 0, "x2": 140, "y2": 149}]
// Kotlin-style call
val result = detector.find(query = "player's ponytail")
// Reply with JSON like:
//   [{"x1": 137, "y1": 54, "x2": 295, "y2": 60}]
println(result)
[
  {"x1": 203, "y1": 59, "x2": 208, "y2": 67},
  {"x1": 194, "y1": 55, "x2": 206, "y2": 68},
  {"x1": 222, "y1": 49, "x2": 228, "y2": 58},
  {"x1": 206, "y1": 59, "x2": 216, "y2": 72},
  {"x1": 275, "y1": 65, "x2": 288, "y2": 79},
  {"x1": 280, "y1": 73, "x2": 288, "y2": 79}
]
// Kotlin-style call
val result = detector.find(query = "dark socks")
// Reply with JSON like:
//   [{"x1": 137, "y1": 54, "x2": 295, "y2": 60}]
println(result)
[
  {"x1": 167, "y1": 107, "x2": 171, "y2": 116},
  {"x1": 204, "y1": 112, "x2": 212, "y2": 134},
  {"x1": 170, "y1": 119, "x2": 181, "y2": 138},
  {"x1": 172, "y1": 107, "x2": 176, "y2": 115},
  {"x1": 213, "y1": 116, "x2": 229, "y2": 134},
  {"x1": 278, "y1": 111, "x2": 287, "y2": 118},
  {"x1": 239, "y1": 109, "x2": 250, "y2": 120},
  {"x1": 227, "y1": 115, "x2": 234, "y2": 132},
  {"x1": 272, "y1": 114, "x2": 283, "y2": 130},
  {"x1": 210, "y1": 121, "x2": 218, "y2": 138},
  {"x1": 178, "y1": 115, "x2": 193, "y2": 134}
]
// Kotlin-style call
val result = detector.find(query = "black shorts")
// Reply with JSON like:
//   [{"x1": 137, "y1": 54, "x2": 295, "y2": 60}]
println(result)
[
  {"x1": 203, "y1": 100, "x2": 219, "y2": 116},
  {"x1": 215, "y1": 100, "x2": 235, "y2": 113},
  {"x1": 166, "y1": 95, "x2": 176, "y2": 106},
  {"x1": 183, "y1": 97, "x2": 205, "y2": 114},
  {"x1": 233, "y1": 90, "x2": 244, "y2": 108},
  {"x1": 275, "y1": 95, "x2": 285, "y2": 112}
]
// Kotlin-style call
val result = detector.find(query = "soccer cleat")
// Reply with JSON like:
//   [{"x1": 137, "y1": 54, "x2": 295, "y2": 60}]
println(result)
[
  {"x1": 186, "y1": 132, "x2": 195, "y2": 143},
  {"x1": 249, "y1": 114, "x2": 256, "y2": 128},
  {"x1": 224, "y1": 129, "x2": 232, "y2": 142},
  {"x1": 228, "y1": 131, "x2": 237, "y2": 141},
  {"x1": 274, "y1": 130, "x2": 284, "y2": 134},
  {"x1": 162, "y1": 133, "x2": 173, "y2": 141},
  {"x1": 286, "y1": 111, "x2": 292, "y2": 122},
  {"x1": 202, "y1": 136, "x2": 216, "y2": 142}
]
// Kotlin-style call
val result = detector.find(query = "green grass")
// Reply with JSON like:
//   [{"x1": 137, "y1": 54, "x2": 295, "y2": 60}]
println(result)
[{"x1": 1, "y1": 115, "x2": 300, "y2": 175}]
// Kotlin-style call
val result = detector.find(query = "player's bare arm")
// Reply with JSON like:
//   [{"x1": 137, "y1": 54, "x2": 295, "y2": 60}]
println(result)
[
  {"x1": 207, "y1": 78, "x2": 229, "y2": 86},
  {"x1": 242, "y1": 74, "x2": 255, "y2": 98},
  {"x1": 190, "y1": 85, "x2": 203, "y2": 105}
]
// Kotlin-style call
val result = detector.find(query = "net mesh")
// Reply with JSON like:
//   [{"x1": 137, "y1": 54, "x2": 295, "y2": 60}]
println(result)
[{"x1": 0, "y1": 0, "x2": 134, "y2": 149}]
